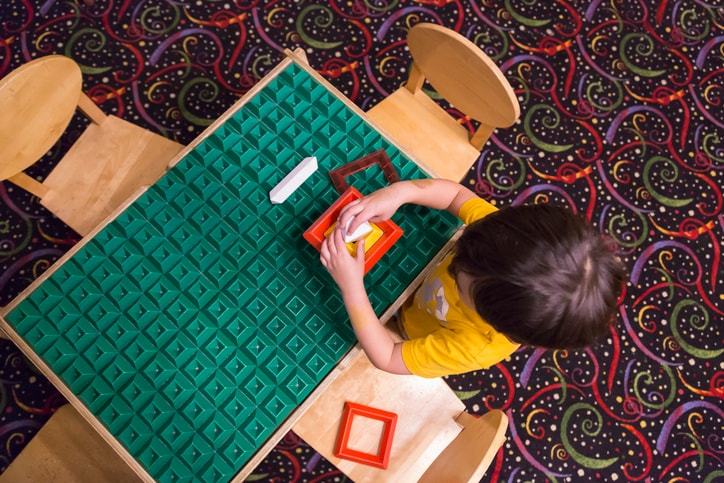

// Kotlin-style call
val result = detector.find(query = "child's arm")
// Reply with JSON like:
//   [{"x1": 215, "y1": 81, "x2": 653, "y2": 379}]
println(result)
[
  {"x1": 320, "y1": 179, "x2": 477, "y2": 374},
  {"x1": 338, "y1": 179, "x2": 477, "y2": 236},
  {"x1": 320, "y1": 226, "x2": 411, "y2": 374}
]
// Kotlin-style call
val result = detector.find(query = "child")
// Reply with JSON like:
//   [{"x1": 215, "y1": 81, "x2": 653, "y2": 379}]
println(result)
[{"x1": 319, "y1": 179, "x2": 627, "y2": 378}]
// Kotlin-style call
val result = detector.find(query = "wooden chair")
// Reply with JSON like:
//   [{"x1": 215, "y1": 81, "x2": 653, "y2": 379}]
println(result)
[
  {"x1": 0, "y1": 404, "x2": 142, "y2": 482},
  {"x1": 366, "y1": 23, "x2": 520, "y2": 182},
  {"x1": 0, "y1": 55, "x2": 184, "y2": 236},
  {"x1": 293, "y1": 342, "x2": 508, "y2": 482},
  {"x1": 418, "y1": 410, "x2": 508, "y2": 483}
]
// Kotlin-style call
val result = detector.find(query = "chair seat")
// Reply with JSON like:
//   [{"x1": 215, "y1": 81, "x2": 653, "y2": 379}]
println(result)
[
  {"x1": 293, "y1": 346, "x2": 466, "y2": 483},
  {"x1": 41, "y1": 115, "x2": 184, "y2": 235},
  {"x1": 367, "y1": 88, "x2": 482, "y2": 182},
  {"x1": 0, "y1": 404, "x2": 141, "y2": 483}
]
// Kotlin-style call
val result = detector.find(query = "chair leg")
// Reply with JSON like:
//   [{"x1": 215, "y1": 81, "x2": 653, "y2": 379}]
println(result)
[
  {"x1": 470, "y1": 123, "x2": 495, "y2": 150},
  {"x1": 77, "y1": 93, "x2": 109, "y2": 126},
  {"x1": 405, "y1": 62, "x2": 425, "y2": 93}
]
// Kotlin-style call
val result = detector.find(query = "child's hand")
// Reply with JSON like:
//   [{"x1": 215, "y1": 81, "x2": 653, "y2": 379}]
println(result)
[
  {"x1": 320, "y1": 225, "x2": 366, "y2": 294},
  {"x1": 337, "y1": 186, "x2": 402, "y2": 236}
]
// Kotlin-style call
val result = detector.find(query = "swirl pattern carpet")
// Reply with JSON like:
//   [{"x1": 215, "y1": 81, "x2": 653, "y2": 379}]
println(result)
[{"x1": 0, "y1": 1, "x2": 722, "y2": 482}]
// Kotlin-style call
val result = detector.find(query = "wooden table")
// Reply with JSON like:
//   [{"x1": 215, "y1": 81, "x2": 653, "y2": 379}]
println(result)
[{"x1": 0, "y1": 50, "x2": 460, "y2": 481}]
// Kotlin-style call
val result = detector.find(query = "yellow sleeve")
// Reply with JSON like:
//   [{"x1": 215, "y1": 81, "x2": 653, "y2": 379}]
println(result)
[
  {"x1": 401, "y1": 331, "x2": 487, "y2": 378},
  {"x1": 457, "y1": 197, "x2": 498, "y2": 225}
]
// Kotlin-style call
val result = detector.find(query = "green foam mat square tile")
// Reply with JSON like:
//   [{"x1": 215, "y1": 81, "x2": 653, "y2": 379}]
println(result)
[{"x1": 4, "y1": 61, "x2": 460, "y2": 481}]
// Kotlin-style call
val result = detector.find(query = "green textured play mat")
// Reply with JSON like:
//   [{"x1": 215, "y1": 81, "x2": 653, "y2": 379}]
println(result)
[{"x1": 4, "y1": 61, "x2": 459, "y2": 481}]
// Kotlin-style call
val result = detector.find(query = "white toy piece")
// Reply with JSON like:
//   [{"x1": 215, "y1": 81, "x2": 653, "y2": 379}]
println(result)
[
  {"x1": 343, "y1": 217, "x2": 373, "y2": 243},
  {"x1": 269, "y1": 156, "x2": 318, "y2": 204}
]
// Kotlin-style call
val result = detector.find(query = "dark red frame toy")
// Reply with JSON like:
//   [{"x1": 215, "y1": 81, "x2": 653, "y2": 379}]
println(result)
[
  {"x1": 333, "y1": 401, "x2": 398, "y2": 469},
  {"x1": 303, "y1": 187, "x2": 403, "y2": 274},
  {"x1": 328, "y1": 150, "x2": 400, "y2": 194}
]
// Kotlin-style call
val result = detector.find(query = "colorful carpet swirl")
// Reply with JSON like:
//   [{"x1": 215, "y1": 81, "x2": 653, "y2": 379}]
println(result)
[{"x1": 1, "y1": 1, "x2": 722, "y2": 481}]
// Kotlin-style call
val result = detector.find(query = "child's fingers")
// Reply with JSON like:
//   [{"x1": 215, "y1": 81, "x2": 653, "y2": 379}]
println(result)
[
  {"x1": 342, "y1": 203, "x2": 378, "y2": 235},
  {"x1": 320, "y1": 238, "x2": 330, "y2": 262},
  {"x1": 339, "y1": 199, "x2": 361, "y2": 216},
  {"x1": 338, "y1": 203, "x2": 365, "y2": 232},
  {"x1": 333, "y1": 225, "x2": 348, "y2": 248},
  {"x1": 332, "y1": 230, "x2": 347, "y2": 256},
  {"x1": 356, "y1": 238, "x2": 365, "y2": 261}
]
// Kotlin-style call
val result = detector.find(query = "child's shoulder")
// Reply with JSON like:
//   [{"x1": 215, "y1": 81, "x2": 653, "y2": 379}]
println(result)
[{"x1": 458, "y1": 197, "x2": 498, "y2": 225}]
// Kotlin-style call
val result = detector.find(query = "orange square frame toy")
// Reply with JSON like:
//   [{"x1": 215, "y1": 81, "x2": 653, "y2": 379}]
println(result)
[{"x1": 303, "y1": 187, "x2": 403, "y2": 274}]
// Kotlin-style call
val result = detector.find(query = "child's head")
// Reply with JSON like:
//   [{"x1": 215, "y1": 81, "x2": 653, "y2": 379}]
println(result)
[{"x1": 448, "y1": 204, "x2": 627, "y2": 349}]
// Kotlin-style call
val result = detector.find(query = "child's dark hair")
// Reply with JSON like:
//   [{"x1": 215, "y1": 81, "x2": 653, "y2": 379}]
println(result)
[{"x1": 448, "y1": 204, "x2": 627, "y2": 349}]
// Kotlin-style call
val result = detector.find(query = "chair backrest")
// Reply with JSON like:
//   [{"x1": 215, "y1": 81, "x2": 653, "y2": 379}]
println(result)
[
  {"x1": 418, "y1": 409, "x2": 509, "y2": 483},
  {"x1": 0, "y1": 56, "x2": 82, "y2": 186},
  {"x1": 406, "y1": 22, "x2": 519, "y2": 129}
]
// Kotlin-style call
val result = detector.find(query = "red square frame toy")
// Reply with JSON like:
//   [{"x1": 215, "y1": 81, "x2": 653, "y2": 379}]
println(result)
[
  {"x1": 303, "y1": 187, "x2": 403, "y2": 274},
  {"x1": 333, "y1": 401, "x2": 398, "y2": 469}
]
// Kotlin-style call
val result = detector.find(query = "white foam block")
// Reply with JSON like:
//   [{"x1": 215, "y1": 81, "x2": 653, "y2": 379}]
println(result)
[
  {"x1": 269, "y1": 156, "x2": 318, "y2": 204},
  {"x1": 343, "y1": 217, "x2": 373, "y2": 243}
]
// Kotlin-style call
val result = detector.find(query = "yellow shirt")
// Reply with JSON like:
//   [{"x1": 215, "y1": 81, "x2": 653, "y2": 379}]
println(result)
[{"x1": 400, "y1": 198, "x2": 520, "y2": 378}]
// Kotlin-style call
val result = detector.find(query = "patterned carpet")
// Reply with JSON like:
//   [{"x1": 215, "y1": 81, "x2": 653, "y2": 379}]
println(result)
[{"x1": 1, "y1": 1, "x2": 723, "y2": 482}]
